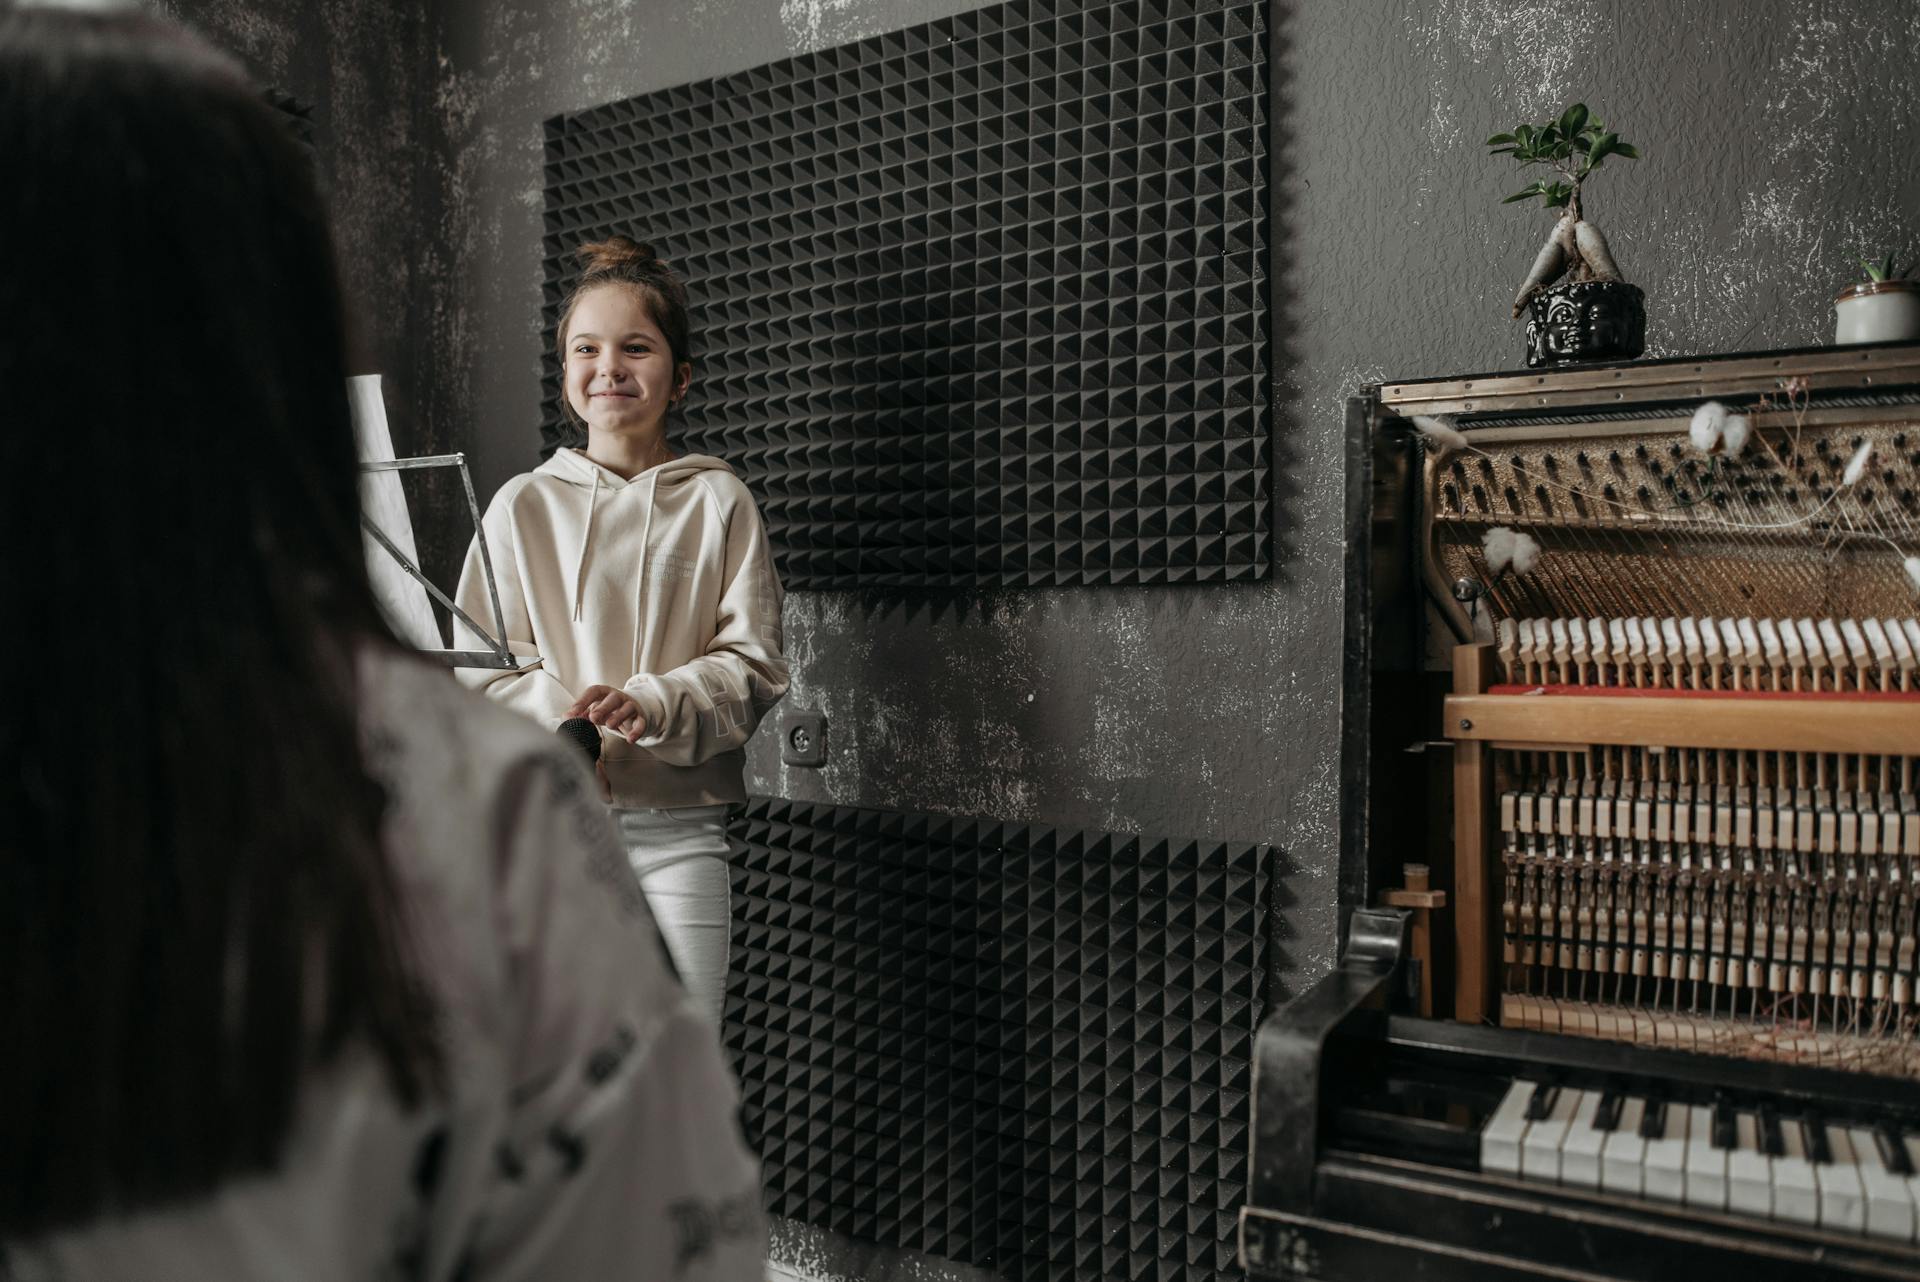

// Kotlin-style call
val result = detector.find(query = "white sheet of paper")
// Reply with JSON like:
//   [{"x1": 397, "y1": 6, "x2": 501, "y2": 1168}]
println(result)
[{"x1": 348, "y1": 375, "x2": 442, "y2": 651}]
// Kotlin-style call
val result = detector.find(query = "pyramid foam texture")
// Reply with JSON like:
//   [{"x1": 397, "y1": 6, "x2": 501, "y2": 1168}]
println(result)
[
  {"x1": 540, "y1": 0, "x2": 1270, "y2": 588},
  {"x1": 264, "y1": 86, "x2": 316, "y2": 155},
  {"x1": 724, "y1": 797, "x2": 1271, "y2": 1281}
]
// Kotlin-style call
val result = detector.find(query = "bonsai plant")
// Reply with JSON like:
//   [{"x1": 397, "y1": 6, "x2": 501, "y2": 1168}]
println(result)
[
  {"x1": 1834, "y1": 251, "x2": 1920, "y2": 345},
  {"x1": 1487, "y1": 104, "x2": 1646, "y2": 367}
]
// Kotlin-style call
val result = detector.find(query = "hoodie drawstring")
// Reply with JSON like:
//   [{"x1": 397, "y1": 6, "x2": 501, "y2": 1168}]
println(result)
[
  {"x1": 632, "y1": 469, "x2": 658, "y2": 672},
  {"x1": 571, "y1": 467, "x2": 601, "y2": 622}
]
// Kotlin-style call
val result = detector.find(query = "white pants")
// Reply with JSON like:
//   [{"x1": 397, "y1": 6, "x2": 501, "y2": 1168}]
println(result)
[{"x1": 614, "y1": 805, "x2": 732, "y2": 1026}]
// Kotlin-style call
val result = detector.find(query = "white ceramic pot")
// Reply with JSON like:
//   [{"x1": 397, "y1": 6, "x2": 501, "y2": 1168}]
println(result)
[{"x1": 1833, "y1": 279, "x2": 1920, "y2": 344}]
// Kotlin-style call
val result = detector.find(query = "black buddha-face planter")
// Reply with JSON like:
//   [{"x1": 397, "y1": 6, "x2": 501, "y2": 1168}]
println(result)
[{"x1": 1523, "y1": 279, "x2": 1646, "y2": 368}]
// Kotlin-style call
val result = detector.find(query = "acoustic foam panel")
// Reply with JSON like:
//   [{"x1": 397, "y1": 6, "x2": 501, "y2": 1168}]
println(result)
[
  {"x1": 724, "y1": 798, "x2": 1271, "y2": 1281},
  {"x1": 264, "y1": 86, "x2": 316, "y2": 154},
  {"x1": 541, "y1": 0, "x2": 1270, "y2": 588}
]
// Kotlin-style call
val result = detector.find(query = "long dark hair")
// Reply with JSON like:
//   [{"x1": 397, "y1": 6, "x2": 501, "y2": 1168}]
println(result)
[{"x1": 0, "y1": 10, "x2": 440, "y2": 1238}]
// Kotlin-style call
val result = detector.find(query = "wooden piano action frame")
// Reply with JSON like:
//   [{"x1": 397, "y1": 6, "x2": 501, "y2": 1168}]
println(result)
[{"x1": 1444, "y1": 643, "x2": 1920, "y2": 1024}]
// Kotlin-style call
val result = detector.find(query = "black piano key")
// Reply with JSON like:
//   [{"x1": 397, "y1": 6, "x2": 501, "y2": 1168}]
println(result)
[
  {"x1": 1875, "y1": 1124, "x2": 1914, "y2": 1176},
  {"x1": 1639, "y1": 1097, "x2": 1668, "y2": 1140},
  {"x1": 1710, "y1": 1098, "x2": 1737, "y2": 1151},
  {"x1": 1802, "y1": 1115, "x2": 1832, "y2": 1165},
  {"x1": 1524, "y1": 1084, "x2": 1561, "y2": 1121},
  {"x1": 1591, "y1": 1091, "x2": 1624, "y2": 1133},
  {"x1": 1758, "y1": 1107, "x2": 1785, "y2": 1158}
]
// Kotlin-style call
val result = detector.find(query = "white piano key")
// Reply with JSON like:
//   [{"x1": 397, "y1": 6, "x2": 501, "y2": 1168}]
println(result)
[
  {"x1": 1848, "y1": 1126, "x2": 1916, "y2": 1243},
  {"x1": 1903, "y1": 1135, "x2": 1920, "y2": 1240},
  {"x1": 1560, "y1": 1090, "x2": 1606, "y2": 1190},
  {"x1": 1773, "y1": 1119, "x2": 1820, "y2": 1227},
  {"x1": 1815, "y1": 1124, "x2": 1867, "y2": 1233},
  {"x1": 1683, "y1": 1104, "x2": 1728, "y2": 1211},
  {"x1": 1727, "y1": 1111, "x2": 1772, "y2": 1219},
  {"x1": 1482, "y1": 1079, "x2": 1535, "y2": 1176},
  {"x1": 1644, "y1": 1101, "x2": 1689, "y2": 1203},
  {"x1": 1601, "y1": 1097, "x2": 1648, "y2": 1197},
  {"x1": 1521, "y1": 1087, "x2": 1582, "y2": 1183}
]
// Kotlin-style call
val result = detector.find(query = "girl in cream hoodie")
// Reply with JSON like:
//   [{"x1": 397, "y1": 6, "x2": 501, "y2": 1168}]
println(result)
[{"x1": 454, "y1": 236, "x2": 787, "y2": 1024}]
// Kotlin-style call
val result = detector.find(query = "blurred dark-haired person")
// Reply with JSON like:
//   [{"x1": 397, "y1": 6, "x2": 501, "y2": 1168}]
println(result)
[
  {"x1": 0, "y1": 10, "x2": 764, "y2": 1278},
  {"x1": 452, "y1": 236, "x2": 788, "y2": 1028}
]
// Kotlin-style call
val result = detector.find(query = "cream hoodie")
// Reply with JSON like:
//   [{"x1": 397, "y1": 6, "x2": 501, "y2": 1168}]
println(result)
[{"x1": 452, "y1": 448, "x2": 787, "y2": 808}]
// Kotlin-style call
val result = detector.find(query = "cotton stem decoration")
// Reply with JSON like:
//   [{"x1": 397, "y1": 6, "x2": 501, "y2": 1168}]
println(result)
[
  {"x1": 1674, "y1": 383, "x2": 1919, "y2": 596},
  {"x1": 1688, "y1": 400, "x2": 1752, "y2": 458},
  {"x1": 1843, "y1": 440, "x2": 1875, "y2": 488},
  {"x1": 1482, "y1": 525, "x2": 1541, "y2": 576},
  {"x1": 1412, "y1": 414, "x2": 1468, "y2": 455}
]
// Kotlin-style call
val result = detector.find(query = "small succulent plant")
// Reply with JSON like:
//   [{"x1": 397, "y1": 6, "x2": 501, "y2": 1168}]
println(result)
[{"x1": 1859, "y1": 252, "x2": 1915, "y2": 283}]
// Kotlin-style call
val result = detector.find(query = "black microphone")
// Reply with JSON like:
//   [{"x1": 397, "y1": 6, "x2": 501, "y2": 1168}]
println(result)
[{"x1": 556, "y1": 717, "x2": 602, "y2": 764}]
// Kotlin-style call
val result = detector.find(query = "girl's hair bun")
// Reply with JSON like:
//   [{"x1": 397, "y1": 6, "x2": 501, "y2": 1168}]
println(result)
[{"x1": 576, "y1": 235, "x2": 663, "y2": 273}]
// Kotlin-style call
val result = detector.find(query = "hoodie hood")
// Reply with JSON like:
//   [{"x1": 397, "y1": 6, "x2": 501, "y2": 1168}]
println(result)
[
  {"x1": 535, "y1": 449, "x2": 735, "y2": 622},
  {"x1": 535, "y1": 447, "x2": 734, "y2": 490}
]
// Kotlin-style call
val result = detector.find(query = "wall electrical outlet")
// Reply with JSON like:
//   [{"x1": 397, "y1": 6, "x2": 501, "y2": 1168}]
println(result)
[{"x1": 780, "y1": 709, "x2": 827, "y2": 767}]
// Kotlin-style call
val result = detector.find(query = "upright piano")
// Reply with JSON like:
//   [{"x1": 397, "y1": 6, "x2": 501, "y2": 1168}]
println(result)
[{"x1": 1242, "y1": 345, "x2": 1920, "y2": 1281}]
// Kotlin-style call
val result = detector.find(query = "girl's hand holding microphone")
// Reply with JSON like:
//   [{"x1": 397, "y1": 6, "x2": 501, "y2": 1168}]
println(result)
[
  {"x1": 560, "y1": 686, "x2": 646, "y2": 801},
  {"x1": 567, "y1": 685, "x2": 647, "y2": 743}
]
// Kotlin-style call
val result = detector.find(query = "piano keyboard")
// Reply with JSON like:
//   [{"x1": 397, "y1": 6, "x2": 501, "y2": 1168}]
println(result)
[{"x1": 1483, "y1": 1079, "x2": 1920, "y2": 1241}]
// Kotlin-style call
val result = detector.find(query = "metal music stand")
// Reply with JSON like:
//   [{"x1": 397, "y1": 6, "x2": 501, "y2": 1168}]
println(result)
[{"x1": 357, "y1": 452, "x2": 527, "y2": 670}]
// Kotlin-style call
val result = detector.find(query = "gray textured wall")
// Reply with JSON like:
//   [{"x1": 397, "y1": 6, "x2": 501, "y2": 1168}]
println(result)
[
  {"x1": 157, "y1": 0, "x2": 427, "y2": 422},
  {"x1": 158, "y1": 0, "x2": 468, "y2": 573}
]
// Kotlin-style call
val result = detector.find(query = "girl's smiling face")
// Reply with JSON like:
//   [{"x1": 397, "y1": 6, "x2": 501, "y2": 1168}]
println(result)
[{"x1": 563, "y1": 283, "x2": 690, "y2": 436}]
